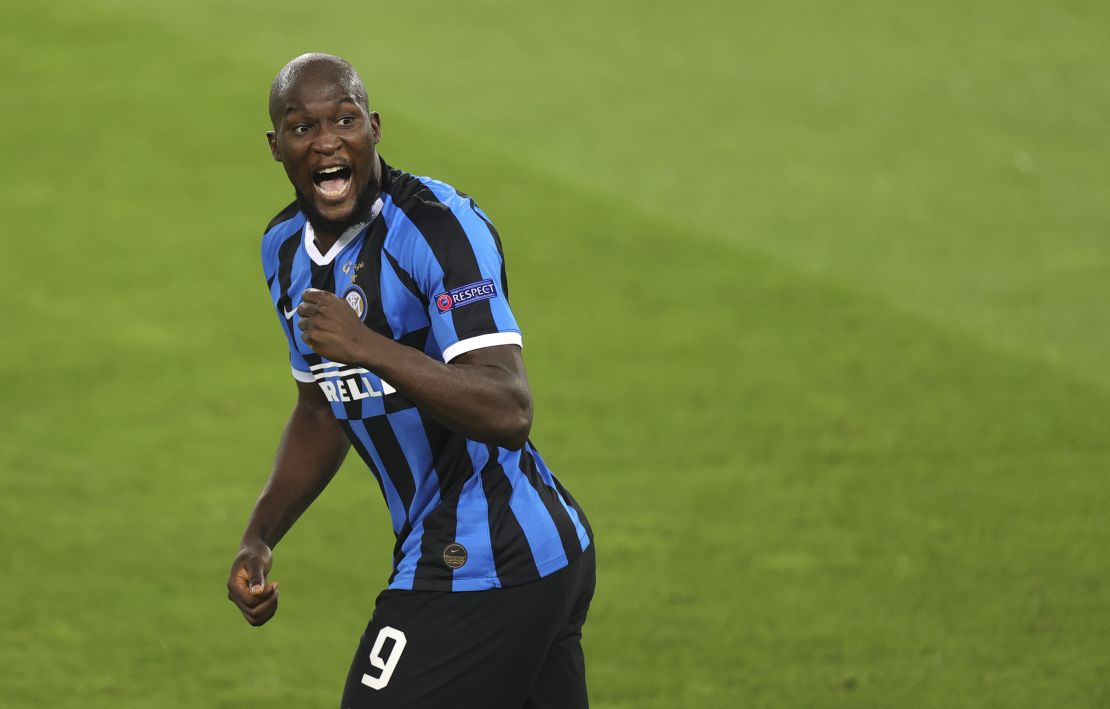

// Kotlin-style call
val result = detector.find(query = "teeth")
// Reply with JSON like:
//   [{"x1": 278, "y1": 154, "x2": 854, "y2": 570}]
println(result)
[{"x1": 318, "y1": 166, "x2": 345, "y2": 175}]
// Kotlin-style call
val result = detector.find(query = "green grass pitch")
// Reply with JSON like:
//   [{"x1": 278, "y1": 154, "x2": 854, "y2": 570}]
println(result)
[{"x1": 2, "y1": 1, "x2": 1108, "y2": 706}]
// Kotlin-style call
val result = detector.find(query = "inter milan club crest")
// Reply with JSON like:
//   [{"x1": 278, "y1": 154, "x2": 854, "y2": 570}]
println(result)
[{"x1": 342, "y1": 284, "x2": 367, "y2": 320}]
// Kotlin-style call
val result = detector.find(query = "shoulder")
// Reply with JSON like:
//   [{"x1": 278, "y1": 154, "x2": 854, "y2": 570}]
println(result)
[
  {"x1": 264, "y1": 200, "x2": 301, "y2": 235},
  {"x1": 383, "y1": 166, "x2": 497, "y2": 252},
  {"x1": 260, "y1": 201, "x2": 305, "y2": 277},
  {"x1": 385, "y1": 166, "x2": 481, "y2": 227}
]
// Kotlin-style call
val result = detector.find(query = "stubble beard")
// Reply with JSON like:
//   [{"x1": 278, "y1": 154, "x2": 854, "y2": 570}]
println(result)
[{"x1": 295, "y1": 177, "x2": 380, "y2": 238}]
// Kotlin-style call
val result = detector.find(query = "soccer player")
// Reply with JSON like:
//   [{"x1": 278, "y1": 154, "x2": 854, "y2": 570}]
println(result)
[{"x1": 225, "y1": 54, "x2": 595, "y2": 708}]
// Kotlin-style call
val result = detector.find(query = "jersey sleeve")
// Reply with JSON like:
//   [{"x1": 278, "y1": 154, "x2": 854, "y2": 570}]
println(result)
[
  {"x1": 287, "y1": 344, "x2": 313, "y2": 382},
  {"x1": 261, "y1": 216, "x2": 314, "y2": 382},
  {"x1": 401, "y1": 194, "x2": 522, "y2": 362}
]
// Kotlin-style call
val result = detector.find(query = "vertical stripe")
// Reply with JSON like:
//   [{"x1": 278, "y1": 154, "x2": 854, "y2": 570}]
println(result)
[
  {"x1": 361, "y1": 415, "x2": 416, "y2": 519},
  {"x1": 390, "y1": 177, "x2": 499, "y2": 339},
  {"x1": 391, "y1": 496, "x2": 437, "y2": 591},
  {"x1": 419, "y1": 409, "x2": 452, "y2": 469},
  {"x1": 501, "y1": 452, "x2": 570, "y2": 574},
  {"x1": 552, "y1": 475, "x2": 593, "y2": 544},
  {"x1": 355, "y1": 219, "x2": 393, "y2": 339},
  {"x1": 411, "y1": 435, "x2": 472, "y2": 590},
  {"x1": 464, "y1": 195, "x2": 510, "y2": 301},
  {"x1": 411, "y1": 499, "x2": 457, "y2": 590},
  {"x1": 274, "y1": 231, "x2": 324, "y2": 372},
  {"x1": 387, "y1": 519, "x2": 412, "y2": 587},
  {"x1": 276, "y1": 228, "x2": 324, "y2": 372},
  {"x1": 345, "y1": 420, "x2": 406, "y2": 534},
  {"x1": 275, "y1": 228, "x2": 301, "y2": 341},
  {"x1": 395, "y1": 411, "x2": 452, "y2": 588},
  {"x1": 451, "y1": 470, "x2": 496, "y2": 590},
  {"x1": 397, "y1": 326, "x2": 430, "y2": 352},
  {"x1": 480, "y1": 445, "x2": 540, "y2": 585},
  {"x1": 527, "y1": 442, "x2": 591, "y2": 546},
  {"x1": 379, "y1": 251, "x2": 431, "y2": 344},
  {"x1": 337, "y1": 420, "x2": 386, "y2": 505},
  {"x1": 520, "y1": 449, "x2": 582, "y2": 566},
  {"x1": 382, "y1": 248, "x2": 428, "y2": 308},
  {"x1": 382, "y1": 409, "x2": 439, "y2": 517},
  {"x1": 310, "y1": 260, "x2": 334, "y2": 290}
]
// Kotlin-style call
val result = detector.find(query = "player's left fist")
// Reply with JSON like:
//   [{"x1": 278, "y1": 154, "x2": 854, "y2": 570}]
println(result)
[{"x1": 297, "y1": 288, "x2": 374, "y2": 364}]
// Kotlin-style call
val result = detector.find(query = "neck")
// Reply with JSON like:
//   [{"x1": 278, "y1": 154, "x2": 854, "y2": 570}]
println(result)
[{"x1": 312, "y1": 226, "x2": 341, "y2": 254}]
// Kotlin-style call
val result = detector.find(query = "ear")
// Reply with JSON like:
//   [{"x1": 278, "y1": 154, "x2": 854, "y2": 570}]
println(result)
[
  {"x1": 266, "y1": 131, "x2": 281, "y2": 162},
  {"x1": 368, "y1": 112, "x2": 381, "y2": 146}
]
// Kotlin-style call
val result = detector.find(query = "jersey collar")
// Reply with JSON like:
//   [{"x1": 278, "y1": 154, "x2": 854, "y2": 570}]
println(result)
[{"x1": 302, "y1": 196, "x2": 384, "y2": 266}]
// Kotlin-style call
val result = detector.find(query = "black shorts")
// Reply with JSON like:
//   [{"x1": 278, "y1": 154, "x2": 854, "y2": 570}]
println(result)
[{"x1": 341, "y1": 545, "x2": 596, "y2": 709}]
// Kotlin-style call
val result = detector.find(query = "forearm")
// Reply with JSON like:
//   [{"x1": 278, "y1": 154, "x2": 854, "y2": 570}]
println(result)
[
  {"x1": 357, "y1": 335, "x2": 532, "y2": 449},
  {"x1": 240, "y1": 399, "x2": 350, "y2": 548},
  {"x1": 295, "y1": 289, "x2": 534, "y2": 449}
]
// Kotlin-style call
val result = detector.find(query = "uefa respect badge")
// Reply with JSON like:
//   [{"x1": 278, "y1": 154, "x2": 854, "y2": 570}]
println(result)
[{"x1": 435, "y1": 279, "x2": 497, "y2": 313}]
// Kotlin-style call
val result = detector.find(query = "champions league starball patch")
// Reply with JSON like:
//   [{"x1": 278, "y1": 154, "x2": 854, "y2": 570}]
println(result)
[
  {"x1": 342, "y1": 284, "x2": 367, "y2": 319},
  {"x1": 435, "y1": 279, "x2": 497, "y2": 313}
]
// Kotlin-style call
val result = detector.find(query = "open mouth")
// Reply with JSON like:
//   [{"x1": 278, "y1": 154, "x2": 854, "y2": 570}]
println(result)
[{"x1": 312, "y1": 165, "x2": 353, "y2": 199}]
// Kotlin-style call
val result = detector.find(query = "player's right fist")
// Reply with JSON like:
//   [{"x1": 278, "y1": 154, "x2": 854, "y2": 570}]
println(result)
[{"x1": 227, "y1": 540, "x2": 279, "y2": 626}]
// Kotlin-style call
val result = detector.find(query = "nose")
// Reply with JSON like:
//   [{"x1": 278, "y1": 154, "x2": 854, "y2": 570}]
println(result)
[{"x1": 312, "y1": 124, "x2": 341, "y2": 154}]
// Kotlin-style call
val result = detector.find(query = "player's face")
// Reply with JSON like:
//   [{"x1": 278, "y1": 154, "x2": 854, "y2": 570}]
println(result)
[{"x1": 268, "y1": 79, "x2": 380, "y2": 229}]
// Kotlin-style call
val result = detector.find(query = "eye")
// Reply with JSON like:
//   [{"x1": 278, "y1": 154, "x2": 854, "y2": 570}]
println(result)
[
  {"x1": 337, "y1": 116, "x2": 355, "y2": 127},
  {"x1": 292, "y1": 123, "x2": 312, "y2": 136}
]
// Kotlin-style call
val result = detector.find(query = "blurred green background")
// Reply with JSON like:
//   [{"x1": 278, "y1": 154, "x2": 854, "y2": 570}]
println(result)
[{"x1": 2, "y1": 1, "x2": 1108, "y2": 706}]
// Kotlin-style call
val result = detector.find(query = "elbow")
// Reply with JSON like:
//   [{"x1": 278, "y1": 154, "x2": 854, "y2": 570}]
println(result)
[
  {"x1": 499, "y1": 422, "x2": 531, "y2": 452},
  {"x1": 495, "y1": 400, "x2": 533, "y2": 451}
]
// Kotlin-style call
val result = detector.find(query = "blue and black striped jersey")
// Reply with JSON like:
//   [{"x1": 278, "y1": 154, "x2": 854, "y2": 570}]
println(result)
[{"x1": 260, "y1": 160, "x2": 592, "y2": 591}]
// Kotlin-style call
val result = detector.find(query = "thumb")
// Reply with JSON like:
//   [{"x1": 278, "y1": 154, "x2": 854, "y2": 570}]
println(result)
[{"x1": 248, "y1": 557, "x2": 267, "y2": 595}]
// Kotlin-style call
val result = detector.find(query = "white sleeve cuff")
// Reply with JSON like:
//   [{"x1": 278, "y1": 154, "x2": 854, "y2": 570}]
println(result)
[
  {"x1": 443, "y1": 332, "x2": 523, "y2": 362},
  {"x1": 291, "y1": 366, "x2": 315, "y2": 383}
]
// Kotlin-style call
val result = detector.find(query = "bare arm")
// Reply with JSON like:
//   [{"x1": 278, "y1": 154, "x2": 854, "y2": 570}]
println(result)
[
  {"x1": 297, "y1": 288, "x2": 534, "y2": 450},
  {"x1": 226, "y1": 380, "x2": 349, "y2": 626}
]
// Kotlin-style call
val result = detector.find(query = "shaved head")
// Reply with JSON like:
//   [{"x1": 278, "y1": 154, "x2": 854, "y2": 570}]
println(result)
[{"x1": 268, "y1": 53, "x2": 370, "y2": 128}]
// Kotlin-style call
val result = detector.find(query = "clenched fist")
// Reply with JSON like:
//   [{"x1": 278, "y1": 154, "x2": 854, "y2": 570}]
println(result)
[
  {"x1": 297, "y1": 288, "x2": 376, "y2": 364},
  {"x1": 227, "y1": 540, "x2": 279, "y2": 626}
]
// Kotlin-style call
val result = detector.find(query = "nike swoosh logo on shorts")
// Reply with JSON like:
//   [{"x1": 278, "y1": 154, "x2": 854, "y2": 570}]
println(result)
[{"x1": 283, "y1": 306, "x2": 296, "y2": 320}]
